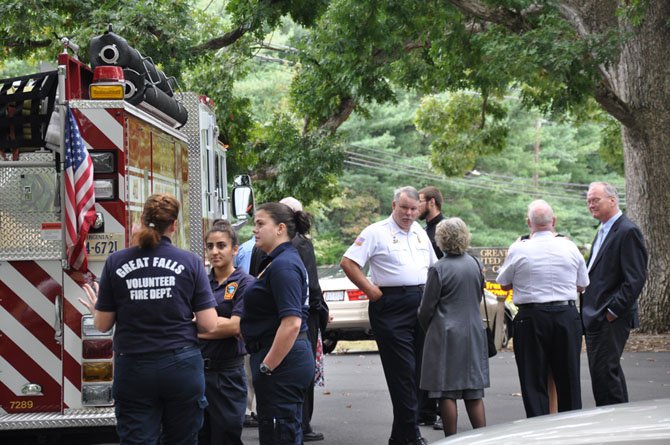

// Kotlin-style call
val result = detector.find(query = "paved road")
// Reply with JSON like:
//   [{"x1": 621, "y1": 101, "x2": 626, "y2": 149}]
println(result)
[{"x1": 242, "y1": 349, "x2": 670, "y2": 444}]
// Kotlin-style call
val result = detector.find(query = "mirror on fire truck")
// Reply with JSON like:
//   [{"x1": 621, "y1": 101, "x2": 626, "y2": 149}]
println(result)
[{"x1": 232, "y1": 174, "x2": 254, "y2": 220}]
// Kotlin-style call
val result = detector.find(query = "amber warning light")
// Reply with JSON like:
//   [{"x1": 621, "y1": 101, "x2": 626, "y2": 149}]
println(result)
[{"x1": 90, "y1": 66, "x2": 125, "y2": 100}]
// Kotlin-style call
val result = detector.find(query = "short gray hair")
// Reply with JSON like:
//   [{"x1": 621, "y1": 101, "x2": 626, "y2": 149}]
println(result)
[
  {"x1": 527, "y1": 199, "x2": 554, "y2": 226},
  {"x1": 589, "y1": 181, "x2": 619, "y2": 203},
  {"x1": 393, "y1": 186, "x2": 419, "y2": 202},
  {"x1": 435, "y1": 217, "x2": 471, "y2": 255}
]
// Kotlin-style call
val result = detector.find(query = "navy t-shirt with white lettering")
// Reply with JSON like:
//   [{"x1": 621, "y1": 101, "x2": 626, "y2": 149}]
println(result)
[
  {"x1": 199, "y1": 268, "x2": 255, "y2": 361},
  {"x1": 96, "y1": 237, "x2": 217, "y2": 353},
  {"x1": 240, "y1": 242, "x2": 309, "y2": 344}
]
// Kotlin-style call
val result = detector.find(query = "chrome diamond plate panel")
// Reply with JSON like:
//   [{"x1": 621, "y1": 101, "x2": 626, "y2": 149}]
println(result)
[
  {"x1": 174, "y1": 92, "x2": 204, "y2": 257},
  {"x1": 0, "y1": 152, "x2": 61, "y2": 260},
  {"x1": 0, "y1": 408, "x2": 115, "y2": 430}
]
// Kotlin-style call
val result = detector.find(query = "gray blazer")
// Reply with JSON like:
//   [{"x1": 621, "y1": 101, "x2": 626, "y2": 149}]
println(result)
[{"x1": 418, "y1": 253, "x2": 490, "y2": 392}]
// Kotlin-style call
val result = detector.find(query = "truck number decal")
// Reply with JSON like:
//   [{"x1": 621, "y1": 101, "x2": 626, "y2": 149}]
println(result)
[{"x1": 9, "y1": 400, "x2": 34, "y2": 409}]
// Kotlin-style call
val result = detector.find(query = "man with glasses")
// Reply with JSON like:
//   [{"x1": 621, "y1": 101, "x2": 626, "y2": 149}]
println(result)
[{"x1": 582, "y1": 182, "x2": 648, "y2": 406}]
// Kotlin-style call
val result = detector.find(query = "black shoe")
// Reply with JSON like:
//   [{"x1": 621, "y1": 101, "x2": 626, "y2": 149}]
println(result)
[
  {"x1": 433, "y1": 418, "x2": 443, "y2": 430},
  {"x1": 389, "y1": 437, "x2": 428, "y2": 445},
  {"x1": 243, "y1": 413, "x2": 259, "y2": 428},
  {"x1": 303, "y1": 430, "x2": 324, "y2": 441},
  {"x1": 418, "y1": 417, "x2": 436, "y2": 426}
]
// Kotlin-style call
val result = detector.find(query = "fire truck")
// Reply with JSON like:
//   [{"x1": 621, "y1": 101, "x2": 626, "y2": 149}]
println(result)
[{"x1": 0, "y1": 29, "x2": 253, "y2": 442}]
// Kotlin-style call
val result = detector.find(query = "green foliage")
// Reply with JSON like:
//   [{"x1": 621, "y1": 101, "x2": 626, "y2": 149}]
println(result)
[
  {"x1": 415, "y1": 93, "x2": 508, "y2": 176},
  {"x1": 247, "y1": 113, "x2": 345, "y2": 205}
]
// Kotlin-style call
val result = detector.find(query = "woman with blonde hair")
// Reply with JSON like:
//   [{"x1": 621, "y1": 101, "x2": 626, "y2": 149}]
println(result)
[{"x1": 418, "y1": 217, "x2": 489, "y2": 437}]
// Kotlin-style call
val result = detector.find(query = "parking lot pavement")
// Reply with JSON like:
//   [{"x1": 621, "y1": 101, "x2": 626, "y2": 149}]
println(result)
[{"x1": 242, "y1": 349, "x2": 670, "y2": 444}]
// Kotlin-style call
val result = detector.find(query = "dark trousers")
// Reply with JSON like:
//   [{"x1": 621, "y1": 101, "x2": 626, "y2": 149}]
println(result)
[
  {"x1": 251, "y1": 338, "x2": 314, "y2": 445},
  {"x1": 200, "y1": 364, "x2": 247, "y2": 445},
  {"x1": 585, "y1": 317, "x2": 631, "y2": 406},
  {"x1": 513, "y1": 304, "x2": 582, "y2": 418},
  {"x1": 301, "y1": 311, "x2": 319, "y2": 433},
  {"x1": 113, "y1": 346, "x2": 206, "y2": 445},
  {"x1": 369, "y1": 287, "x2": 423, "y2": 441}
]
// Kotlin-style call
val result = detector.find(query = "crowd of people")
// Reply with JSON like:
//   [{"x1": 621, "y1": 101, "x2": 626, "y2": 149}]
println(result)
[{"x1": 79, "y1": 179, "x2": 647, "y2": 445}]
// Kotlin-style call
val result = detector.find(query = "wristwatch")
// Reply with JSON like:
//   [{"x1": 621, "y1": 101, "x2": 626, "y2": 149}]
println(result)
[{"x1": 259, "y1": 362, "x2": 273, "y2": 375}]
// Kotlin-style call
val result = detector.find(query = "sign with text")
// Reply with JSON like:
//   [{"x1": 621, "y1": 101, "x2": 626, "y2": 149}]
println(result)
[{"x1": 469, "y1": 247, "x2": 514, "y2": 301}]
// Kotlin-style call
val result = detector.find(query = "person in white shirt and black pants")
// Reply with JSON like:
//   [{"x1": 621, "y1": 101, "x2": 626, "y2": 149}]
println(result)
[{"x1": 497, "y1": 200, "x2": 589, "y2": 418}]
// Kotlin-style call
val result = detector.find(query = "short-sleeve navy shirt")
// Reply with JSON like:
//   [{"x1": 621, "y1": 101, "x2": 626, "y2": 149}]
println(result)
[
  {"x1": 199, "y1": 268, "x2": 255, "y2": 360},
  {"x1": 240, "y1": 242, "x2": 309, "y2": 344},
  {"x1": 96, "y1": 237, "x2": 217, "y2": 353}
]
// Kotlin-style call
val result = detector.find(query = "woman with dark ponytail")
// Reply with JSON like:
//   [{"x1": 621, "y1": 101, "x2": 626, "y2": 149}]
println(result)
[
  {"x1": 79, "y1": 193, "x2": 218, "y2": 445},
  {"x1": 240, "y1": 202, "x2": 314, "y2": 445}
]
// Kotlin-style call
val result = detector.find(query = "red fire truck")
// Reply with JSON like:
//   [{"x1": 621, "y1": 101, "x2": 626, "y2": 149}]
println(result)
[{"x1": 0, "y1": 29, "x2": 252, "y2": 442}]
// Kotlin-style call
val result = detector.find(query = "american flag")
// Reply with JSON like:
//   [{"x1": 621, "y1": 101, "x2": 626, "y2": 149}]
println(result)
[{"x1": 64, "y1": 108, "x2": 96, "y2": 271}]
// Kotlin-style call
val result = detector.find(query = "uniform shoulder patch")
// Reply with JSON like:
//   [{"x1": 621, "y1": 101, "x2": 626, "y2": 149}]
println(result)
[
  {"x1": 354, "y1": 236, "x2": 365, "y2": 246},
  {"x1": 224, "y1": 282, "x2": 238, "y2": 300}
]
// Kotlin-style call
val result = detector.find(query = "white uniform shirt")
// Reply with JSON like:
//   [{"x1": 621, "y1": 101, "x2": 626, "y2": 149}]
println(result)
[
  {"x1": 343, "y1": 217, "x2": 437, "y2": 286},
  {"x1": 496, "y1": 231, "x2": 589, "y2": 304}
]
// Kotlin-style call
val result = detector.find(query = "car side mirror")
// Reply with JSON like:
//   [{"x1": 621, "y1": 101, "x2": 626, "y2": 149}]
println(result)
[{"x1": 231, "y1": 174, "x2": 254, "y2": 220}]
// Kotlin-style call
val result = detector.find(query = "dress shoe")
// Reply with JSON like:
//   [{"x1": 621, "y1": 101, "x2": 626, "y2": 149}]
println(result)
[
  {"x1": 303, "y1": 430, "x2": 325, "y2": 441},
  {"x1": 243, "y1": 413, "x2": 259, "y2": 428},
  {"x1": 389, "y1": 437, "x2": 429, "y2": 445},
  {"x1": 433, "y1": 417, "x2": 443, "y2": 430},
  {"x1": 418, "y1": 416, "x2": 436, "y2": 426}
]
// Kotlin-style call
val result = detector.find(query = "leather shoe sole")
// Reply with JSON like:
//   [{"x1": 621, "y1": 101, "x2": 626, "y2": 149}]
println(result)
[{"x1": 303, "y1": 431, "x2": 324, "y2": 441}]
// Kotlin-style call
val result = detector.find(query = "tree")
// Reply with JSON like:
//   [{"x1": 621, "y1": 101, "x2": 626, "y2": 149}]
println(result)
[{"x1": 277, "y1": 0, "x2": 668, "y2": 331}]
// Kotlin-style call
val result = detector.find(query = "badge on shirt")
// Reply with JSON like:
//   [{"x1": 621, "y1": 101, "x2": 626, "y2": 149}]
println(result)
[
  {"x1": 354, "y1": 236, "x2": 365, "y2": 246},
  {"x1": 224, "y1": 282, "x2": 238, "y2": 300}
]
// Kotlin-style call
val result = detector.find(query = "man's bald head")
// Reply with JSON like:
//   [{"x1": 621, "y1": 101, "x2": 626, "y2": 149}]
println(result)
[{"x1": 527, "y1": 199, "x2": 555, "y2": 232}]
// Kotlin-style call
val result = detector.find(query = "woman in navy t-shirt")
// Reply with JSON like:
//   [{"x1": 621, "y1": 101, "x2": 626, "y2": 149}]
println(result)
[
  {"x1": 80, "y1": 193, "x2": 218, "y2": 445},
  {"x1": 198, "y1": 220, "x2": 254, "y2": 445},
  {"x1": 240, "y1": 202, "x2": 314, "y2": 445}
]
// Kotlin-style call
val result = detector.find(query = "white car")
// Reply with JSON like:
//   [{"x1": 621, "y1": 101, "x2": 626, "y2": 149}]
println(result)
[
  {"x1": 319, "y1": 269, "x2": 514, "y2": 354},
  {"x1": 432, "y1": 398, "x2": 670, "y2": 444}
]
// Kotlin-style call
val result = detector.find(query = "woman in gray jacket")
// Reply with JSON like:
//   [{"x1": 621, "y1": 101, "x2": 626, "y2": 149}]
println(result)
[{"x1": 417, "y1": 217, "x2": 489, "y2": 437}]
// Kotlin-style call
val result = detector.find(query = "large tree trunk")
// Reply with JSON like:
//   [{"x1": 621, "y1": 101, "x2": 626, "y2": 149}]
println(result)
[{"x1": 565, "y1": 0, "x2": 670, "y2": 332}]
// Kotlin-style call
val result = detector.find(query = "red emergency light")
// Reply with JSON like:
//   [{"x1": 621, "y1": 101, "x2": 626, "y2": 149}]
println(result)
[{"x1": 90, "y1": 66, "x2": 125, "y2": 99}]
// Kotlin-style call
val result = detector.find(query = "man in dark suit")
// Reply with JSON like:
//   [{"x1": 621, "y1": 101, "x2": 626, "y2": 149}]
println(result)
[{"x1": 582, "y1": 182, "x2": 648, "y2": 406}]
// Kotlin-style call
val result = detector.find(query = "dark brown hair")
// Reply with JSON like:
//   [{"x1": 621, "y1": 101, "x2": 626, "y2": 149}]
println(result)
[
  {"x1": 206, "y1": 219, "x2": 239, "y2": 247},
  {"x1": 257, "y1": 202, "x2": 311, "y2": 239},
  {"x1": 137, "y1": 193, "x2": 180, "y2": 249}
]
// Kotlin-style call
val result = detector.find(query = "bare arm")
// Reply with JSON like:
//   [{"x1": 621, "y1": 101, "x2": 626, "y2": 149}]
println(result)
[
  {"x1": 194, "y1": 307, "x2": 218, "y2": 333},
  {"x1": 198, "y1": 315, "x2": 241, "y2": 340},
  {"x1": 79, "y1": 282, "x2": 115, "y2": 332},
  {"x1": 340, "y1": 257, "x2": 382, "y2": 302},
  {"x1": 261, "y1": 315, "x2": 302, "y2": 370}
]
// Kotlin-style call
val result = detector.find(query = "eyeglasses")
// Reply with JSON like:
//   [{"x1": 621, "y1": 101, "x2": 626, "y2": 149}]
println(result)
[{"x1": 586, "y1": 197, "x2": 611, "y2": 206}]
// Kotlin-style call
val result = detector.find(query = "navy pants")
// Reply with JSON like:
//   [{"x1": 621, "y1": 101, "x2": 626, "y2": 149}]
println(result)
[
  {"x1": 250, "y1": 338, "x2": 314, "y2": 445},
  {"x1": 369, "y1": 287, "x2": 424, "y2": 441},
  {"x1": 199, "y1": 364, "x2": 247, "y2": 445},
  {"x1": 513, "y1": 304, "x2": 582, "y2": 417},
  {"x1": 113, "y1": 346, "x2": 207, "y2": 445}
]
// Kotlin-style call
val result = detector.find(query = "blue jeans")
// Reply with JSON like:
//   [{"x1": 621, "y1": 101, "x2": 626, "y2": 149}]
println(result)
[
  {"x1": 113, "y1": 346, "x2": 207, "y2": 445},
  {"x1": 199, "y1": 364, "x2": 247, "y2": 445},
  {"x1": 250, "y1": 338, "x2": 314, "y2": 445}
]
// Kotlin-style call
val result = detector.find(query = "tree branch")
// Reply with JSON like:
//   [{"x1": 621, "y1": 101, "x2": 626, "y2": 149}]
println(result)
[
  {"x1": 3, "y1": 39, "x2": 52, "y2": 49},
  {"x1": 319, "y1": 97, "x2": 357, "y2": 134},
  {"x1": 193, "y1": 23, "x2": 252, "y2": 52},
  {"x1": 447, "y1": 0, "x2": 542, "y2": 33},
  {"x1": 594, "y1": 82, "x2": 636, "y2": 129}
]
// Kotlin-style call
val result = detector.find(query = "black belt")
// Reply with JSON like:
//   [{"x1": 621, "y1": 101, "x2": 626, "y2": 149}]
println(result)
[
  {"x1": 517, "y1": 300, "x2": 575, "y2": 309},
  {"x1": 379, "y1": 285, "x2": 424, "y2": 293},
  {"x1": 246, "y1": 331, "x2": 309, "y2": 354},
  {"x1": 203, "y1": 356, "x2": 244, "y2": 372}
]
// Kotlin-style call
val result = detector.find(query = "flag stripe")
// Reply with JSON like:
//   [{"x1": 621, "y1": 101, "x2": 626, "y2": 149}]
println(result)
[{"x1": 64, "y1": 108, "x2": 96, "y2": 272}]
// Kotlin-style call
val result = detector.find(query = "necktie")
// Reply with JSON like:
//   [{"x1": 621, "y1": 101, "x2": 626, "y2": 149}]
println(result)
[{"x1": 588, "y1": 227, "x2": 605, "y2": 270}]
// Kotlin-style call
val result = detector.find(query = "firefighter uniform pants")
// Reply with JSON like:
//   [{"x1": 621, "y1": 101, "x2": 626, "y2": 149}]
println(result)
[
  {"x1": 113, "y1": 346, "x2": 207, "y2": 445},
  {"x1": 250, "y1": 338, "x2": 314, "y2": 445},
  {"x1": 370, "y1": 286, "x2": 425, "y2": 442},
  {"x1": 199, "y1": 364, "x2": 247, "y2": 445}
]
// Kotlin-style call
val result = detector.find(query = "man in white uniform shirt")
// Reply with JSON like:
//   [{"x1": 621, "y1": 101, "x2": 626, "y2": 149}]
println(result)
[
  {"x1": 497, "y1": 200, "x2": 588, "y2": 418},
  {"x1": 341, "y1": 186, "x2": 436, "y2": 445}
]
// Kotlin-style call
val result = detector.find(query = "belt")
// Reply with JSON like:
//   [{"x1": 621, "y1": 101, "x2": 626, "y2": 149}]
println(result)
[
  {"x1": 118, "y1": 345, "x2": 197, "y2": 358},
  {"x1": 246, "y1": 331, "x2": 309, "y2": 354},
  {"x1": 379, "y1": 285, "x2": 424, "y2": 293},
  {"x1": 203, "y1": 356, "x2": 244, "y2": 372},
  {"x1": 517, "y1": 300, "x2": 575, "y2": 309}
]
